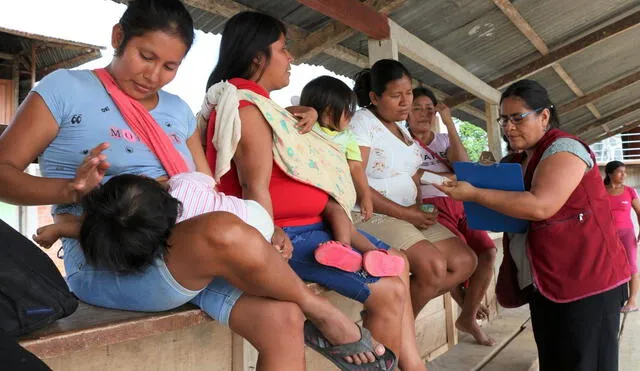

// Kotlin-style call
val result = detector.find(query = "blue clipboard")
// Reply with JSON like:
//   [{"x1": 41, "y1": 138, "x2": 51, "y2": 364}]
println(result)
[{"x1": 452, "y1": 162, "x2": 528, "y2": 233}]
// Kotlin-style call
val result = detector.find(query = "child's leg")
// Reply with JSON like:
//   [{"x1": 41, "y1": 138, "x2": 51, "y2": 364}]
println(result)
[
  {"x1": 322, "y1": 198, "x2": 353, "y2": 245},
  {"x1": 350, "y1": 225, "x2": 380, "y2": 254}
]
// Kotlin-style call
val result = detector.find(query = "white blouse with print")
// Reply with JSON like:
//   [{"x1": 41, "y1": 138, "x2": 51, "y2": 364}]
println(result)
[{"x1": 350, "y1": 108, "x2": 423, "y2": 207}]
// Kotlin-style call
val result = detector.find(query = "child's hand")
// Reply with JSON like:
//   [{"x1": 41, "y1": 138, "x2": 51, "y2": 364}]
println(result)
[
  {"x1": 271, "y1": 226, "x2": 293, "y2": 260},
  {"x1": 360, "y1": 196, "x2": 374, "y2": 221},
  {"x1": 287, "y1": 106, "x2": 317, "y2": 134},
  {"x1": 33, "y1": 224, "x2": 61, "y2": 249}
]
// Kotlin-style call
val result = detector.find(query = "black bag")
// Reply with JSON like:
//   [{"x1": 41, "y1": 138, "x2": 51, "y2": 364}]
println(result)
[{"x1": 0, "y1": 219, "x2": 78, "y2": 337}]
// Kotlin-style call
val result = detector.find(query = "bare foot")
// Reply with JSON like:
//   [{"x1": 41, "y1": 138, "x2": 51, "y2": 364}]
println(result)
[
  {"x1": 456, "y1": 317, "x2": 496, "y2": 346},
  {"x1": 304, "y1": 296, "x2": 385, "y2": 364}
]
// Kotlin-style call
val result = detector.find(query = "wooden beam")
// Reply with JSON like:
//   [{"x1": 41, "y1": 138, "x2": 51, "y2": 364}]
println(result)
[
  {"x1": 368, "y1": 38, "x2": 398, "y2": 64},
  {"x1": 389, "y1": 19, "x2": 501, "y2": 104},
  {"x1": 575, "y1": 100, "x2": 640, "y2": 135},
  {"x1": 0, "y1": 52, "x2": 15, "y2": 61},
  {"x1": 485, "y1": 103, "x2": 502, "y2": 160},
  {"x1": 292, "y1": 0, "x2": 405, "y2": 62},
  {"x1": 30, "y1": 44, "x2": 36, "y2": 88},
  {"x1": 295, "y1": 0, "x2": 390, "y2": 40},
  {"x1": 491, "y1": 0, "x2": 601, "y2": 119},
  {"x1": 12, "y1": 60, "x2": 19, "y2": 111},
  {"x1": 445, "y1": 9, "x2": 640, "y2": 107},
  {"x1": 584, "y1": 120, "x2": 640, "y2": 144},
  {"x1": 558, "y1": 69, "x2": 640, "y2": 114}
]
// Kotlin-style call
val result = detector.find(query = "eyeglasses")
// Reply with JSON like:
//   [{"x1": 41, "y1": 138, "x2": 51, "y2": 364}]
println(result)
[{"x1": 497, "y1": 107, "x2": 545, "y2": 128}]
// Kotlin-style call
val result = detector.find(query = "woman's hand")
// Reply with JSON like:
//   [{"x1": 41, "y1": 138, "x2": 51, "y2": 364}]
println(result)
[
  {"x1": 402, "y1": 206, "x2": 438, "y2": 229},
  {"x1": 434, "y1": 180, "x2": 477, "y2": 202},
  {"x1": 286, "y1": 106, "x2": 318, "y2": 134},
  {"x1": 271, "y1": 226, "x2": 293, "y2": 260},
  {"x1": 68, "y1": 142, "x2": 110, "y2": 201},
  {"x1": 436, "y1": 103, "x2": 453, "y2": 127}
]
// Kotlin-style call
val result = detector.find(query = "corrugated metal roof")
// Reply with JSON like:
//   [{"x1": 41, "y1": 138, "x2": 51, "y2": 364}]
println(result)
[
  {"x1": 0, "y1": 26, "x2": 103, "y2": 81},
  {"x1": 108, "y1": 0, "x2": 640, "y2": 141}
]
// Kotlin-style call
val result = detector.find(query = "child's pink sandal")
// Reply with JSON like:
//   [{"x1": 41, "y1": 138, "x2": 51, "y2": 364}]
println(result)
[
  {"x1": 362, "y1": 249, "x2": 405, "y2": 277},
  {"x1": 314, "y1": 241, "x2": 362, "y2": 272}
]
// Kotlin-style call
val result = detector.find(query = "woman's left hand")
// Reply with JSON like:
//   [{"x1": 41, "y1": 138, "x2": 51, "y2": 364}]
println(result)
[
  {"x1": 287, "y1": 106, "x2": 318, "y2": 134},
  {"x1": 271, "y1": 226, "x2": 293, "y2": 259},
  {"x1": 434, "y1": 180, "x2": 477, "y2": 202}
]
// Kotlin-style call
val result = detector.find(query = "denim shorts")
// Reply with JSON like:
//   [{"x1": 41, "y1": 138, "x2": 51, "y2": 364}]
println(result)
[
  {"x1": 284, "y1": 222, "x2": 389, "y2": 303},
  {"x1": 63, "y1": 237, "x2": 242, "y2": 326}
]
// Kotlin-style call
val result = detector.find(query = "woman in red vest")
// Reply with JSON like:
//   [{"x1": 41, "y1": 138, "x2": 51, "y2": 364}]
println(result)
[{"x1": 438, "y1": 79, "x2": 630, "y2": 371}]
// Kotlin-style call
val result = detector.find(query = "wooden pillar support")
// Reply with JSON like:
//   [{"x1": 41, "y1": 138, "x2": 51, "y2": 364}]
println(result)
[
  {"x1": 485, "y1": 103, "x2": 503, "y2": 161},
  {"x1": 367, "y1": 38, "x2": 399, "y2": 65},
  {"x1": 12, "y1": 59, "x2": 20, "y2": 114},
  {"x1": 30, "y1": 44, "x2": 37, "y2": 88}
]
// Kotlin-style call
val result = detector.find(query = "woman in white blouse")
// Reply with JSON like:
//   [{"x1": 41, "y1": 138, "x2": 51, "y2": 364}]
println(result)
[{"x1": 350, "y1": 59, "x2": 477, "y2": 317}]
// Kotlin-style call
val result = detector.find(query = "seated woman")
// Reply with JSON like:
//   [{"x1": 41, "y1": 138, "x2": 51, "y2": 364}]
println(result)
[
  {"x1": 202, "y1": 11, "x2": 423, "y2": 371},
  {"x1": 407, "y1": 87, "x2": 497, "y2": 346},
  {"x1": 438, "y1": 79, "x2": 629, "y2": 370},
  {"x1": 349, "y1": 60, "x2": 477, "y2": 317},
  {"x1": 0, "y1": 1, "x2": 393, "y2": 370}
]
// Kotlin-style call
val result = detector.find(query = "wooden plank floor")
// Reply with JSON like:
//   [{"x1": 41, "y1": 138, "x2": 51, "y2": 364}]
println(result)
[{"x1": 427, "y1": 306, "x2": 535, "y2": 371}]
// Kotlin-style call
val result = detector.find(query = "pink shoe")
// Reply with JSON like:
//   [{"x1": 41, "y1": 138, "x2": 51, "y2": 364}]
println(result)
[
  {"x1": 363, "y1": 250, "x2": 405, "y2": 277},
  {"x1": 314, "y1": 241, "x2": 362, "y2": 272}
]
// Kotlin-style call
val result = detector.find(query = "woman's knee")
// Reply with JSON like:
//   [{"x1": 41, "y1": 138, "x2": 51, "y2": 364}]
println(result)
[
  {"x1": 407, "y1": 242, "x2": 447, "y2": 283},
  {"x1": 369, "y1": 276, "x2": 406, "y2": 309},
  {"x1": 261, "y1": 301, "x2": 305, "y2": 333}
]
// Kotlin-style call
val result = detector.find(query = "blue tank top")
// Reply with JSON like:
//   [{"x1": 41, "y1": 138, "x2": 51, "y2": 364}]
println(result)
[{"x1": 34, "y1": 69, "x2": 196, "y2": 214}]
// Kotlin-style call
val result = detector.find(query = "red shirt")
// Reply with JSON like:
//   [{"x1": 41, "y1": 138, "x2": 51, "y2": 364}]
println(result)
[{"x1": 205, "y1": 78, "x2": 328, "y2": 227}]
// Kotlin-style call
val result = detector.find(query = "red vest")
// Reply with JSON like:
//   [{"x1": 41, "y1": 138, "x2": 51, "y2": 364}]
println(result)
[{"x1": 497, "y1": 129, "x2": 630, "y2": 305}]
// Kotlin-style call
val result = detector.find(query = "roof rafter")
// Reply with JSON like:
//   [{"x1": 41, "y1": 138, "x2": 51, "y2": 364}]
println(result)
[
  {"x1": 292, "y1": 0, "x2": 405, "y2": 63},
  {"x1": 490, "y1": 0, "x2": 601, "y2": 119},
  {"x1": 445, "y1": 9, "x2": 640, "y2": 107},
  {"x1": 575, "y1": 100, "x2": 640, "y2": 136},
  {"x1": 558, "y1": 69, "x2": 640, "y2": 115}
]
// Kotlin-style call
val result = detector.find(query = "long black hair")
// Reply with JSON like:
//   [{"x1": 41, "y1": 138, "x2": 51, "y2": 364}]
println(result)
[
  {"x1": 500, "y1": 79, "x2": 560, "y2": 129},
  {"x1": 299, "y1": 76, "x2": 357, "y2": 129},
  {"x1": 207, "y1": 11, "x2": 287, "y2": 90},
  {"x1": 116, "y1": 0, "x2": 194, "y2": 56},
  {"x1": 353, "y1": 59, "x2": 412, "y2": 107},
  {"x1": 604, "y1": 160, "x2": 625, "y2": 185},
  {"x1": 80, "y1": 174, "x2": 180, "y2": 274}
]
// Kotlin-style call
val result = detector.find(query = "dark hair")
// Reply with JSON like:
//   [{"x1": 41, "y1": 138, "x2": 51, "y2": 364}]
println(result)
[
  {"x1": 604, "y1": 160, "x2": 625, "y2": 185},
  {"x1": 299, "y1": 76, "x2": 357, "y2": 129},
  {"x1": 500, "y1": 79, "x2": 560, "y2": 129},
  {"x1": 80, "y1": 174, "x2": 180, "y2": 274},
  {"x1": 412, "y1": 87, "x2": 438, "y2": 106},
  {"x1": 116, "y1": 0, "x2": 194, "y2": 56},
  {"x1": 207, "y1": 11, "x2": 287, "y2": 90},
  {"x1": 353, "y1": 59, "x2": 412, "y2": 107}
]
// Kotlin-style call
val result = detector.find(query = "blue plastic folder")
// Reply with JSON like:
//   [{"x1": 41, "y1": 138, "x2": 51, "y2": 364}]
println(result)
[{"x1": 452, "y1": 162, "x2": 529, "y2": 233}]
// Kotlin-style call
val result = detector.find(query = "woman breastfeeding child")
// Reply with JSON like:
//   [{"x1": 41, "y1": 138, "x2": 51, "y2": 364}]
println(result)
[{"x1": 299, "y1": 76, "x2": 405, "y2": 277}]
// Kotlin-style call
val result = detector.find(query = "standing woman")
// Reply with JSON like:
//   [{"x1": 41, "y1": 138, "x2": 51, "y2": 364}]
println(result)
[
  {"x1": 0, "y1": 2, "x2": 391, "y2": 370},
  {"x1": 604, "y1": 161, "x2": 640, "y2": 313},
  {"x1": 350, "y1": 59, "x2": 477, "y2": 317},
  {"x1": 438, "y1": 79, "x2": 630, "y2": 371}
]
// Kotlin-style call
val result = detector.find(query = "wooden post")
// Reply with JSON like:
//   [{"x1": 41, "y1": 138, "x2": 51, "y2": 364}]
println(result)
[
  {"x1": 367, "y1": 38, "x2": 398, "y2": 65},
  {"x1": 11, "y1": 59, "x2": 20, "y2": 117},
  {"x1": 232, "y1": 333, "x2": 258, "y2": 371},
  {"x1": 443, "y1": 292, "x2": 458, "y2": 348},
  {"x1": 30, "y1": 44, "x2": 37, "y2": 88},
  {"x1": 485, "y1": 103, "x2": 503, "y2": 161}
]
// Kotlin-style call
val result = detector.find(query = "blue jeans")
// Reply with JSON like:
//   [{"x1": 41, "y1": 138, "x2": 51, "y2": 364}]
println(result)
[
  {"x1": 63, "y1": 238, "x2": 242, "y2": 326},
  {"x1": 284, "y1": 222, "x2": 389, "y2": 303}
]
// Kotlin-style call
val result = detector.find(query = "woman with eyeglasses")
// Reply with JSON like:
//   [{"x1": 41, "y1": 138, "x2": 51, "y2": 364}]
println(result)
[{"x1": 437, "y1": 79, "x2": 630, "y2": 371}]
